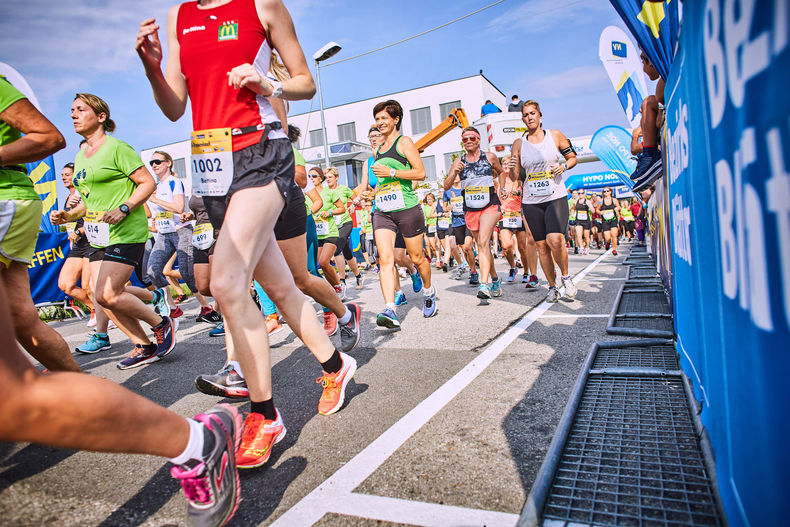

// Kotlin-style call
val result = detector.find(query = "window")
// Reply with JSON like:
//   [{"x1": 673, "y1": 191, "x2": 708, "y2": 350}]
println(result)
[
  {"x1": 337, "y1": 122, "x2": 356, "y2": 142},
  {"x1": 443, "y1": 151, "x2": 464, "y2": 174},
  {"x1": 421, "y1": 155, "x2": 436, "y2": 180},
  {"x1": 172, "y1": 158, "x2": 186, "y2": 179},
  {"x1": 439, "y1": 101, "x2": 462, "y2": 121},
  {"x1": 309, "y1": 129, "x2": 324, "y2": 147},
  {"x1": 410, "y1": 107, "x2": 432, "y2": 135}
]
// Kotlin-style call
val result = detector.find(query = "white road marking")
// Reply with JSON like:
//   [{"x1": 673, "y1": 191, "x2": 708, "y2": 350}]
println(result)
[
  {"x1": 538, "y1": 314, "x2": 611, "y2": 318},
  {"x1": 270, "y1": 251, "x2": 611, "y2": 526}
]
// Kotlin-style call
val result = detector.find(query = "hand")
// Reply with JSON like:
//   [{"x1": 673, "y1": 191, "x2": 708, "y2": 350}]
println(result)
[
  {"x1": 180, "y1": 211, "x2": 194, "y2": 223},
  {"x1": 228, "y1": 63, "x2": 272, "y2": 95},
  {"x1": 450, "y1": 157, "x2": 463, "y2": 174},
  {"x1": 68, "y1": 231, "x2": 80, "y2": 243},
  {"x1": 101, "y1": 208, "x2": 126, "y2": 225},
  {"x1": 50, "y1": 210, "x2": 69, "y2": 225},
  {"x1": 135, "y1": 18, "x2": 163, "y2": 70},
  {"x1": 320, "y1": 210, "x2": 331, "y2": 219},
  {"x1": 361, "y1": 190, "x2": 375, "y2": 201},
  {"x1": 550, "y1": 164, "x2": 566, "y2": 177},
  {"x1": 370, "y1": 164, "x2": 390, "y2": 178}
]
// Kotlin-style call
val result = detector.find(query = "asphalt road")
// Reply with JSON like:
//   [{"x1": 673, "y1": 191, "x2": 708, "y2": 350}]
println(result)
[{"x1": 0, "y1": 242, "x2": 632, "y2": 527}]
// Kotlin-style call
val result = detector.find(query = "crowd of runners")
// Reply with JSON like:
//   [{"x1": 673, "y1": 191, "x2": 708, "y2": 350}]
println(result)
[{"x1": 0, "y1": 1, "x2": 644, "y2": 525}]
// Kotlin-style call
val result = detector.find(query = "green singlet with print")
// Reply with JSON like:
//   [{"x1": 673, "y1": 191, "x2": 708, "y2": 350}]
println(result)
[
  {"x1": 315, "y1": 186, "x2": 340, "y2": 239},
  {"x1": 0, "y1": 78, "x2": 39, "y2": 201},
  {"x1": 422, "y1": 204, "x2": 436, "y2": 226},
  {"x1": 334, "y1": 185, "x2": 355, "y2": 225},
  {"x1": 373, "y1": 136, "x2": 418, "y2": 212}
]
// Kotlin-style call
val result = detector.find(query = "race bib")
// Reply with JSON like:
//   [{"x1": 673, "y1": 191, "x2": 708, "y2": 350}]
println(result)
[
  {"x1": 84, "y1": 210, "x2": 110, "y2": 247},
  {"x1": 155, "y1": 211, "x2": 176, "y2": 233},
  {"x1": 502, "y1": 211, "x2": 522, "y2": 229},
  {"x1": 603, "y1": 210, "x2": 616, "y2": 221},
  {"x1": 192, "y1": 223, "x2": 215, "y2": 250},
  {"x1": 464, "y1": 186, "x2": 490, "y2": 208},
  {"x1": 451, "y1": 195, "x2": 464, "y2": 214},
  {"x1": 334, "y1": 215, "x2": 343, "y2": 226},
  {"x1": 438, "y1": 217, "x2": 450, "y2": 229},
  {"x1": 375, "y1": 182, "x2": 406, "y2": 212},
  {"x1": 62, "y1": 222, "x2": 77, "y2": 234},
  {"x1": 191, "y1": 128, "x2": 234, "y2": 196},
  {"x1": 315, "y1": 219, "x2": 330, "y2": 236},
  {"x1": 527, "y1": 170, "x2": 553, "y2": 197},
  {"x1": 428, "y1": 225, "x2": 437, "y2": 234},
  {"x1": 365, "y1": 232, "x2": 374, "y2": 240},
  {"x1": 576, "y1": 210, "x2": 589, "y2": 221}
]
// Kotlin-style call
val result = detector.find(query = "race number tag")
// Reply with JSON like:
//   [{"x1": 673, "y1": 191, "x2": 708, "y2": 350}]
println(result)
[
  {"x1": 192, "y1": 223, "x2": 215, "y2": 250},
  {"x1": 84, "y1": 210, "x2": 110, "y2": 247},
  {"x1": 334, "y1": 215, "x2": 343, "y2": 226},
  {"x1": 464, "y1": 186, "x2": 490, "y2": 208},
  {"x1": 527, "y1": 170, "x2": 553, "y2": 197},
  {"x1": 365, "y1": 232, "x2": 374, "y2": 240},
  {"x1": 375, "y1": 182, "x2": 405, "y2": 212},
  {"x1": 155, "y1": 211, "x2": 176, "y2": 233},
  {"x1": 451, "y1": 195, "x2": 464, "y2": 214},
  {"x1": 315, "y1": 219, "x2": 330, "y2": 236},
  {"x1": 191, "y1": 128, "x2": 233, "y2": 196},
  {"x1": 438, "y1": 217, "x2": 450, "y2": 229},
  {"x1": 62, "y1": 222, "x2": 77, "y2": 234},
  {"x1": 428, "y1": 225, "x2": 437, "y2": 234},
  {"x1": 602, "y1": 210, "x2": 616, "y2": 221},
  {"x1": 576, "y1": 211, "x2": 589, "y2": 221},
  {"x1": 502, "y1": 211, "x2": 522, "y2": 229}
]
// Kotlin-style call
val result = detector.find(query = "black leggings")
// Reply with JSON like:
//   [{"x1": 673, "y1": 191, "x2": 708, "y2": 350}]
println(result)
[
  {"x1": 521, "y1": 197, "x2": 569, "y2": 242},
  {"x1": 334, "y1": 221, "x2": 354, "y2": 259}
]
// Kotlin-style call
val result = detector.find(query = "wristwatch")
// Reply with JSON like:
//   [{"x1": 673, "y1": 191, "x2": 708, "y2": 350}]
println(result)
[
  {"x1": 389, "y1": 168, "x2": 396, "y2": 178},
  {"x1": 269, "y1": 79, "x2": 283, "y2": 98},
  {"x1": 119, "y1": 204, "x2": 130, "y2": 215}
]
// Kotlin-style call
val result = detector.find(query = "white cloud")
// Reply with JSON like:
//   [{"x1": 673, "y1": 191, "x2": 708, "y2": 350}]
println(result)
[
  {"x1": 517, "y1": 65, "x2": 611, "y2": 100},
  {"x1": 487, "y1": 0, "x2": 612, "y2": 38}
]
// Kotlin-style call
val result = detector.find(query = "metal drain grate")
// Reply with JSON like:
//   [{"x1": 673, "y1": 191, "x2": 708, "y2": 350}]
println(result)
[
  {"x1": 613, "y1": 315, "x2": 674, "y2": 332},
  {"x1": 617, "y1": 291, "x2": 671, "y2": 315},
  {"x1": 542, "y1": 375, "x2": 723, "y2": 527},
  {"x1": 629, "y1": 267, "x2": 659, "y2": 279},
  {"x1": 593, "y1": 344, "x2": 679, "y2": 370}
]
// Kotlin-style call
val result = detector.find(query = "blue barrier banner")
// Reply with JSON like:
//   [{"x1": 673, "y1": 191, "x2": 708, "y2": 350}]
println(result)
[
  {"x1": 565, "y1": 171, "x2": 625, "y2": 190},
  {"x1": 608, "y1": 0, "x2": 680, "y2": 80},
  {"x1": 27, "y1": 232, "x2": 69, "y2": 305},
  {"x1": 665, "y1": 1, "x2": 789, "y2": 525},
  {"x1": 589, "y1": 125, "x2": 637, "y2": 189}
]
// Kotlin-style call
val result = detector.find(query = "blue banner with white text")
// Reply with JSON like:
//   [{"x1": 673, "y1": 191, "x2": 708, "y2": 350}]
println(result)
[
  {"x1": 589, "y1": 125, "x2": 637, "y2": 189},
  {"x1": 27, "y1": 232, "x2": 69, "y2": 304},
  {"x1": 664, "y1": 1, "x2": 789, "y2": 525}
]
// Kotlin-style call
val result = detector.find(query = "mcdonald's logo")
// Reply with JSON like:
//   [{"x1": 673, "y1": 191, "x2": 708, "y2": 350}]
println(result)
[
  {"x1": 218, "y1": 22, "x2": 238, "y2": 41},
  {"x1": 611, "y1": 40, "x2": 627, "y2": 58}
]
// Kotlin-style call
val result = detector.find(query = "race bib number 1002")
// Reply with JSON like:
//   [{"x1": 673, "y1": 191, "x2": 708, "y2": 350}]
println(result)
[{"x1": 191, "y1": 128, "x2": 234, "y2": 197}]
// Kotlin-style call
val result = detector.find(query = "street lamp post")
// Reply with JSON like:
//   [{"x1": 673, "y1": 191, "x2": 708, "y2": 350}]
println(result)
[{"x1": 313, "y1": 41, "x2": 342, "y2": 169}]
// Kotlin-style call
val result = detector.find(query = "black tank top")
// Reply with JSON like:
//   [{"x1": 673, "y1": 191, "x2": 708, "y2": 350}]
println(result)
[
  {"x1": 375, "y1": 136, "x2": 409, "y2": 167},
  {"x1": 575, "y1": 198, "x2": 589, "y2": 221}
]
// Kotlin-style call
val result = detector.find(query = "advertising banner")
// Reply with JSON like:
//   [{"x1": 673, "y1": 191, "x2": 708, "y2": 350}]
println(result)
[
  {"x1": 588, "y1": 125, "x2": 637, "y2": 190},
  {"x1": 664, "y1": 1, "x2": 789, "y2": 525},
  {"x1": 28, "y1": 233, "x2": 69, "y2": 305},
  {"x1": 598, "y1": 25, "x2": 648, "y2": 129},
  {"x1": 565, "y1": 171, "x2": 625, "y2": 191}
]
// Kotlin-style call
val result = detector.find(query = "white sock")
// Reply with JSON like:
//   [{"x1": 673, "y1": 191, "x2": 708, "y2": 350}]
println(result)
[
  {"x1": 423, "y1": 286, "x2": 435, "y2": 296},
  {"x1": 395, "y1": 289, "x2": 403, "y2": 296},
  {"x1": 168, "y1": 418, "x2": 205, "y2": 465},
  {"x1": 386, "y1": 302, "x2": 396, "y2": 311},
  {"x1": 338, "y1": 307, "x2": 351, "y2": 325},
  {"x1": 228, "y1": 360, "x2": 243, "y2": 378}
]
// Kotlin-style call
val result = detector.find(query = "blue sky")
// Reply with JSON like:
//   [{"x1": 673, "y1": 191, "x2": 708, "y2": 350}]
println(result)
[{"x1": 1, "y1": 0, "x2": 635, "y2": 199}]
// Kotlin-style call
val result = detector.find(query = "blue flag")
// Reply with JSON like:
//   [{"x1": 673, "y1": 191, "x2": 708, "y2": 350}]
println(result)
[
  {"x1": 26, "y1": 156, "x2": 59, "y2": 233},
  {"x1": 589, "y1": 125, "x2": 637, "y2": 190}
]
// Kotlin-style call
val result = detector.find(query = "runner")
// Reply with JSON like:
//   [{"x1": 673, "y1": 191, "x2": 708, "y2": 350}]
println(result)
[
  {"x1": 137, "y1": 1, "x2": 358, "y2": 473},
  {"x1": 422, "y1": 193, "x2": 439, "y2": 266},
  {"x1": 506, "y1": 100, "x2": 578, "y2": 302},
  {"x1": 51, "y1": 93, "x2": 177, "y2": 368},
  {"x1": 56, "y1": 162, "x2": 96, "y2": 326},
  {"x1": 311, "y1": 167, "x2": 344, "y2": 291},
  {"x1": 620, "y1": 197, "x2": 635, "y2": 240},
  {"x1": 596, "y1": 186, "x2": 621, "y2": 255},
  {"x1": 358, "y1": 200, "x2": 377, "y2": 270},
  {"x1": 443, "y1": 175, "x2": 477, "y2": 282},
  {"x1": 323, "y1": 167, "x2": 363, "y2": 291},
  {"x1": 499, "y1": 171, "x2": 539, "y2": 288},
  {"x1": 444, "y1": 126, "x2": 505, "y2": 299},
  {"x1": 567, "y1": 189, "x2": 578, "y2": 253},
  {"x1": 571, "y1": 188, "x2": 592, "y2": 255},
  {"x1": 591, "y1": 193, "x2": 603, "y2": 249},
  {"x1": 435, "y1": 199, "x2": 456, "y2": 272},
  {"x1": 368, "y1": 99, "x2": 436, "y2": 327},
  {"x1": 179, "y1": 194, "x2": 221, "y2": 324}
]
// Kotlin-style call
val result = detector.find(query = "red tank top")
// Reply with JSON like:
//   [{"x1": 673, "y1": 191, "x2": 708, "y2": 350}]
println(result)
[{"x1": 177, "y1": 0, "x2": 280, "y2": 151}]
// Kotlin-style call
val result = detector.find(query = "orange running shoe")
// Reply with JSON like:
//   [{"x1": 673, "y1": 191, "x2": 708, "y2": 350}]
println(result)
[
  {"x1": 265, "y1": 313, "x2": 283, "y2": 335},
  {"x1": 235, "y1": 411, "x2": 286, "y2": 469},
  {"x1": 316, "y1": 352, "x2": 358, "y2": 415},
  {"x1": 323, "y1": 310, "x2": 338, "y2": 336}
]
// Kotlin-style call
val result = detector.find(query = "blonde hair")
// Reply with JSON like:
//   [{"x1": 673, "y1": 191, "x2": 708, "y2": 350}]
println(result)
[
  {"x1": 522, "y1": 99, "x2": 542, "y2": 117},
  {"x1": 269, "y1": 51, "x2": 290, "y2": 113},
  {"x1": 74, "y1": 93, "x2": 115, "y2": 133},
  {"x1": 324, "y1": 166, "x2": 339, "y2": 179}
]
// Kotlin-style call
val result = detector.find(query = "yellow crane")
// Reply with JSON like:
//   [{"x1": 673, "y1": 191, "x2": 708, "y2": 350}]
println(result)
[{"x1": 414, "y1": 108, "x2": 469, "y2": 153}]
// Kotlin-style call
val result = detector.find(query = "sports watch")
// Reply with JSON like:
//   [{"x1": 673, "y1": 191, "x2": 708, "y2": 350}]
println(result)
[{"x1": 119, "y1": 204, "x2": 130, "y2": 215}]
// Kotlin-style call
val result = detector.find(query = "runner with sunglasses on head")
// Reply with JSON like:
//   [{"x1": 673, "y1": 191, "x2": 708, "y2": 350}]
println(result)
[
  {"x1": 505, "y1": 100, "x2": 577, "y2": 303},
  {"x1": 443, "y1": 175, "x2": 477, "y2": 282},
  {"x1": 323, "y1": 167, "x2": 363, "y2": 292},
  {"x1": 571, "y1": 188, "x2": 592, "y2": 255},
  {"x1": 596, "y1": 187, "x2": 621, "y2": 255}
]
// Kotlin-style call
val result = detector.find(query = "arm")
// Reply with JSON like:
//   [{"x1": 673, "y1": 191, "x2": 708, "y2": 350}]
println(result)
[
  {"x1": 149, "y1": 192, "x2": 185, "y2": 214},
  {"x1": 487, "y1": 152, "x2": 505, "y2": 197},
  {"x1": 135, "y1": 8, "x2": 189, "y2": 121},
  {"x1": 294, "y1": 164, "x2": 307, "y2": 189},
  {"x1": 550, "y1": 130, "x2": 578, "y2": 177},
  {"x1": 51, "y1": 201, "x2": 86, "y2": 225},
  {"x1": 101, "y1": 166, "x2": 156, "y2": 225},
  {"x1": 370, "y1": 136, "x2": 426, "y2": 182},
  {"x1": 306, "y1": 188, "x2": 323, "y2": 213},
  {"x1": 506, "y1": 138, "x2": 522, "y2": 181},
  {"x1": 613, "y1": 198, "x2": 621, "y2": 213},
  {"x1": 0, "y1": 99, "x2": 65, "y2": 165}
]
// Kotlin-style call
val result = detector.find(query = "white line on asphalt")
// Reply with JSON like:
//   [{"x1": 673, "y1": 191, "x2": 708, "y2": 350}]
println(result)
[
  {"x1": 538, "y1": 314, "x2": 611, "y2": 318},
  {"x1": 581, "y1": 277, "x2": 626, "y2": 281},
  {"x1": 270, "y1": 251, "x2": 611, "y2": 526}
]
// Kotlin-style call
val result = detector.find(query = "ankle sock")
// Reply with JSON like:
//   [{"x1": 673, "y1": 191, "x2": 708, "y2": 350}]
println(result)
[
  {"x1": 337, "y1": 308, "x2": 352, "y2": 325},
  {"x1": 385, "y1": 302, "x2": 396, "y2": 311},
  {"x1": 251, "y1": 399, "x2": 277, "y2": 421},
  {"x1": 321, "y1": 349, "x2": 343, "y2": 374},
  {"x1": 168, "y1": 417, "x2": 210, "y2": 465},
  {"x1": 227, "y1": 360, "x2": 243, "y2": 378}
]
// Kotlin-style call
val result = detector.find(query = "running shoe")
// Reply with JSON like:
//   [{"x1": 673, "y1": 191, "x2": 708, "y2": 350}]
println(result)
[
  {"x1": 507, "y1": 268, "x2": 517, "y2": 282},
  {"x1": 108, "y1": 320, "x2": 118, "y2": 331},
  {"x1": 117, "y1": 343, "x2": 160, "y2": 370},
  {"x1": 477, "y1": 283, "x2": 491, "y2": 299},
  {"x1": 339, "y1": 303, "x2": 362, "y2": 352},
  {"x1": 170, "y1": 306, "x2": 184, "y2": 319},
  {"x1": 236, "y1": 410, "x2": 286, "y2": 469},
  {"x1": 527, "y1": 274, "x2": 539, "y2": 289},
  {"x1": 574, "y1": 246, "x2": 579, "y2": 254},
  {"x1": 522, "y1": 274, "x2": 529, "y2": 284},
  {"x1": 491, "y1": 278, "x2": 503, "y2": 297},
  {"x1": 410, "y1": 271, "x2": 423, "y2": 293},
  {"x1": 442, "y1": 262, "x2": 448, "y2": 272},
  {"x1": 195, "y1": 363, "x2": 249, "y2": 399},
  {"x1": 435, "y1": 260, "x2": 443, "y2": 270},
  {"x1": 152, "y1": 287, "x2": 171, "y2": 317},
  {"x1": 562, "y1": 275, "x2": 578, "y2": 299},
  {"x1": 423, "y1": 289, "x2": 437, "y2": 318},
  {"x1": 266, "y1": 313, "x2": 283, "y2": 335},
  {"x1": 355, "y1": 274, "x2": 365, "y2": 290},
  {"x1": 196, "y1": 306, "x2": 222, "y2": 324},
  {"x1": 171, "y1": 404, "x2": 242, "y2": 527},
  {"x1": 612, "y1": 249, "x2": 618, "y2": 256},
  {"x1": 469, "y1": 272, "x2": 480, "y2": 285},
  {"x1": 630, "y1": 148, "x2": 661, "y2": 181},
  {"x1": 545, "y1": 286, "x2": 561, "y2": 303},
  {"x1": 397, "y1": 267, "x2": 408, "y2": 279},
  {"x1": 75, "y1": 332, "x2": 111, "y2": 354},
  {"x1": 210, "y1": 320, "x2": 225, "y2": 337},
  {"x1": 323, "y1": 310, "x2": 338, "y2": 336},
  {"x1": 154, "y1": 316, "x2": 177, "y2": 358},
  {"x1": 316, "y1": 352, "x2": 358, "y2": 415},
  {"x1": 334, "y1": 283, "x2": 346, "y2": 301},
  {"x1": 394, "y1": 291, "x2": 407, "y2": 306},
  {"x1": 86, "y1": 310, "x2": 96, "y2": 328},
  {"x1": 376, "y1": 308, "x2": 400, "y2": 329}
]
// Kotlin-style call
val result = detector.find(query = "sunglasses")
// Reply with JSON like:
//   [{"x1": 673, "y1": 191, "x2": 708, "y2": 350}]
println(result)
[
  {"x1": 461, "y1": 136, "x2": 479, "y2": 142},
  {"x1": 603, "y1": 190, "x2": 612, "y2": 193},
  {"x1": 149, "y1": 159, "x2": 166, "y2": 166},
  {"x1": 310, "y1": 174, "x2": 322, "y2": 178}
]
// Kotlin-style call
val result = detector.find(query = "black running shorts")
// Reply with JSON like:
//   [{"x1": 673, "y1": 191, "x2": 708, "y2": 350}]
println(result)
[{"x1": 521, "y1": 196, "x2": 570, "y2": 242}]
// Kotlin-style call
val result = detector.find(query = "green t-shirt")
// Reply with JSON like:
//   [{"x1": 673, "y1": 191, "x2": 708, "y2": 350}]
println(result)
[
  {"x1": 568, "y1": 198, "x2": 576, "y2": 220},
  {"x1": 315, "y1": 186, "x2": 340, "y2": 239},
  {"x1": 74, "y1": 136, "x2": 148, "y2": 247},
  {"x1": 293, "y1": 147, "x2": 305, "y2": 167},
  {"x1": 358, "y1": 208, "x2": 372, "y2": 233},
  {"x1": 373, "y1": 137, "x2": 419, "y2": 212},
  {"x1": 0, "y1": 78, "x2": 39, "y2": 201},
  {"x1": 332, "y1": 185, "x2": 355, "y2": 225},
  {"x1": 621, "y1": 205, "x2": 634, "y2": 221},
  {"x1": 422, "y1": 204, "x2": 436, "y2": 226}
]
